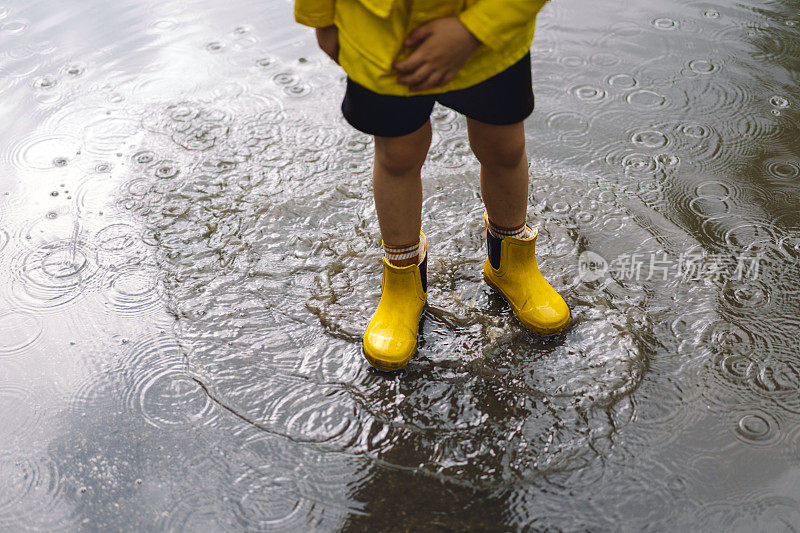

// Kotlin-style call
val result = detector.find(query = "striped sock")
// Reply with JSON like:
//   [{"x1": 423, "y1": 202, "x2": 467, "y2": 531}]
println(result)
[
  {"x1": 488, "y1": 219, "x2": 534, "y2": 240},
  {"x1": 384, "y1": 233, "x2": 424, "y2": 267}
]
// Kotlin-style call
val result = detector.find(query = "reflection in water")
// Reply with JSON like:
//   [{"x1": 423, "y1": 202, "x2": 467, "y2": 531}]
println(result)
[{"x1": 0, "y1": 0, "x2": 798, "y2": 529}]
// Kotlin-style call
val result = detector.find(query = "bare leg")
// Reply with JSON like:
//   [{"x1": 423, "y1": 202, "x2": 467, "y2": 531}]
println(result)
[
  {"x1": 372, "y1": 121, "x2": 432, "y2": 264},
  {"x1": 466, "y1": 119, "x2": 528, "y2": 228},
  {"x1": 468, "y1": 119, "x2": 571, "y2": 334}
]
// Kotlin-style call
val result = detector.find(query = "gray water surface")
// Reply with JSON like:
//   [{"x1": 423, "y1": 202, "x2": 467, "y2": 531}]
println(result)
[{"x1": 1, "y1": 0, "x2": 799, "y2": 530}]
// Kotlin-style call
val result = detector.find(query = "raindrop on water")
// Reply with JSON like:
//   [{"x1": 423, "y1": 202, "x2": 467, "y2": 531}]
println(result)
[
  {"x1": 631, "y1": 130, "x2": 668, "y2": 148},
  {"x1": 572, "y1": 84, "x2": 607, "y2": 102},
  {"x1": 205, "y1": 41, "x2": 224, "y2": 53},
  {"x1": 62, "y1": 63, "x2": 85, "y2": 77},
  {"x1": 133, "y1": 150, "x2": 156, "y2": 165},
  {"x1": 734, "y1": 413, "x2": 775, "y2": 444},
  {"x1": 33, "y1": 74, "x2": 58, "y2": 89},
  {"x1": 256, "y1": 56, "x2": 276, "y2": 69},
  {"x1": 626, "y1": 89, "x2": 666, "y2": 108},
  {"x1": 607, "y1": 73, "x2": 637, "y2": 88},
  {"x1": 678, "y1": 123, "x2": 708, "y2": 138},
  {"x1": 285, "y1": 84, "x2": 311, "y2": 97},
  {"x1": 652, "y1": 17, "x2": 678, "y2": 30},
  {"x1": 1, "y1": 19, "x2": 28, "y2": 34},
  {"x1": 765, "y1": 158, "x2": 800, "y2": 181},
  {"x1": 769, "y1": 95, "x2": 789, "y2": 108},
  {"x1": 688, "y1": 59, "x2": 718, "y2": 74},
  {"x1": 273, "y1": 71, "x2": 299, "y2": 86},
  {"x1": 154, "y1": 161, "x2": 180, "y2": 179},
  {"x1": 151, "y1": 19, "x2": 178, "y2": 31}
]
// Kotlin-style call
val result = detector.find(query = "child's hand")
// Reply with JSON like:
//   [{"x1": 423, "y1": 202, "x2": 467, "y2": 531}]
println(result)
[
  {"x1": 315, "y1": 25, "x2": 339, "y2": 64},
  {"x1": 394, "y1": 17, "x2": 480, "y2": 92}
]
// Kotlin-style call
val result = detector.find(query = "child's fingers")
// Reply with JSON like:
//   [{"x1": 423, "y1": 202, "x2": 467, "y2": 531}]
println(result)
[
  {"x1": 414, "y1": 68, "x2": 456, "y2": 91},
  {"x1": 411, "y1": 71, "x2": 444, "y2": 92},
  {"x1": 397, "y1": 63, "x2": 434, "y2": 87},
  {"x1": 441, "y1": 70, "x2": 456, "y2": 86},
  {"x1": 394, "y1": 49, "x2": 427, "y2": 74},
  {"x1": 404, "y1": 23, "x2": 433, "y2": 48},
  {"x1": 412, "y1": 67, "x2": 458, "y2": 92}
]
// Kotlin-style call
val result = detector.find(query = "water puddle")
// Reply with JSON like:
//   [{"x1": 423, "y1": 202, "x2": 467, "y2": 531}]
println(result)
[{"x1": 0, "y1": 0, "x2": 798, "y2": 529}]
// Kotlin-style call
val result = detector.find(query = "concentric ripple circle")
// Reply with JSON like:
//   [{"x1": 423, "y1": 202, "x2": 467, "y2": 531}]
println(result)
[
  {"x1": 732, "y1": 411, "x2": 779, "y2": 446},
  {"x1": 631, "y1": 129, "x2": 669, "y2": 148},
  {"x1": 0, "y1": 311, "x2": 43, "y2": 357},
  {"x1": 7, "y1": 133, "x2": 81, "y2": 171},
  {"x1": 0, "y1": 383, "x2": 42, "y2": 446},
  {"x1": 11, "y1": 240, "x2": 99, "y2": 311},
  {"x1": 0, "y1": 452, "x2": 64, "y2": 526},
  {"x1": 15, "y1": 209, "x2": 79, "y2": 249},
  {"x1": 746, "y1": 359, "x2": 800, "y2": 415},
  {"x1": 101, "y1": 265, "x2": 163, "y2": 317},
  {"x1": 82, "y1": 116, "x2": 139, "y2": 156},
  {"x1": 572, "y1": 84, "x2": 608, "y2": 103},
  {"x1": 95, "y1": 223, "x2": 139, "y2": 253},
  {"x1": 230, "y1": 470, "x2": 311, "y2": 530},
  {"x1": 764, "y1": 157, "x2": 800, "y2": 182},
  {"x1": 120, "y1": 336, "x2": 217, "y2": 429},
  {"x1": 651, "y1": 17, "x2": 678, "y2": 30},
  {"x1": 626, "y1": 89, "x2": 666, "y2": 109},
  {"x1": 688, "y1": 59, "x2": 719, "y2": 74},
  {"x1": 607, "y1": 73, "x2": 637, "y2": 88},
  {"x1": 1, "y1": 19, "x2": 29, "y2": 34}
]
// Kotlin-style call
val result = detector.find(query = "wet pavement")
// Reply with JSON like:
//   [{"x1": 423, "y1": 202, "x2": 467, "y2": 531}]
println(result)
[{"x1": 1, "y1": 0, "x2": 799, "y2": 530}]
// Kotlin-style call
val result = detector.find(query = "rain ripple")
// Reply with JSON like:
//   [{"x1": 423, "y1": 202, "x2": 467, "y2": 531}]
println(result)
[
  {"x1": 0, "y1": 383, "x2": 42, "y2": 447},
  {"x1": 5, "y1": 133, "x2": 81, "y2": 171},
  {"x1": 0, "y1": 452, "x2": 67, "y2": 530},
  {"x1": 119, "y1": 336, "x2": 218, "y2": 429},
  {"x1": 10, "y1": 239, "x2": 99, "y2": 312},
  {"x1": 0, "y1": 311, "x2": 43, "y2": 357},
  {"x1": 731, "y1": 410, "x2": 780, "y2": 446},
  {"x1": 101, "y1": 264, "x2": 163, "y2": 317}
]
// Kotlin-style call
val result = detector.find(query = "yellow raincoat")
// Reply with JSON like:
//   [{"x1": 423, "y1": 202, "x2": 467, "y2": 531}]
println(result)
[{"x1": 295, "y1": 0, "x2": 548, "y2": 96}]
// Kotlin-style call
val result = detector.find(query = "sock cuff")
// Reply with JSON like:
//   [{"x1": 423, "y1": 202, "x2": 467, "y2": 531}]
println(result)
[
  {"x1": 384, "y1": 233, "x2": 424, "y2": 264},
  {"x1": 488, "y1": 219, "x2": 530, "y2": 239},
  {"x1": 383, "y1": 241, "x2": 419, "y2": 253},
  {"x1": 386, "y1": 249, "x2": 419, "y2": 261}
]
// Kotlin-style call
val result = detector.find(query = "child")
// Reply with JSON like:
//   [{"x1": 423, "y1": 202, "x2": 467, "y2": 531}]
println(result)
[{"x1": 295, "y1": 0, "x2": 570, "y2": 371}]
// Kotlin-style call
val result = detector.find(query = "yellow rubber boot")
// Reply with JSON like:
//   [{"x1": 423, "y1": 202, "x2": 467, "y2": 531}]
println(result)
[
  {"x1": 483, "y1": 212, "x2": 570, "y2": 335},
  {"x1": 363, "y1": 233, "x2": 427, "y2": 371}
]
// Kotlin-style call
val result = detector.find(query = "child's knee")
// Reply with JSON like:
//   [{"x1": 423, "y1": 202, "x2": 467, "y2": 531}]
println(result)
[
  {"x1": 472, "y1": 136, "x2": 526, "y2": 169},
  {"x1": 374, "y1": 135, "x2": 430, "y2": 175}
]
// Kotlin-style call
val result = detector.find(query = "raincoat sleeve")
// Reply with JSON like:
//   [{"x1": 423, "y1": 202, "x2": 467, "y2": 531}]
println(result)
[
  {"x1": 458, "y1": 0, "x2": 549, "y2": 52},
  {"x1": 295, "y1": 0, "x2": 336, "y2": 28}
]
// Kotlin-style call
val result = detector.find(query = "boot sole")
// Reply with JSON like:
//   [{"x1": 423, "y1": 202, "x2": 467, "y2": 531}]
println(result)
[{"x1": 484, "y1": 274, "x2": 571, "y2": 336}]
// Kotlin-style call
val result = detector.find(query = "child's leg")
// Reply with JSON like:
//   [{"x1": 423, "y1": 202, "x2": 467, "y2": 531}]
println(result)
[
  {"x1": 466, "y1": 117, "x2": 570, "y2": 334},
  {"x1": 466, "y1": 119, "x2": 528, "y2": 229},
  {"x1": 363, "y1": 121, "x2": 432, "y2": 371},
  {"x1": 372, "y1": 120, "x2": 432, "y2": 265}
]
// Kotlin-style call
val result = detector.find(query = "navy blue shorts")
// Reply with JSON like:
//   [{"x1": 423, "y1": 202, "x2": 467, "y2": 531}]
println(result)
[{"x1": 342, "y1": 52, "x2": 533, "y2": 137}]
